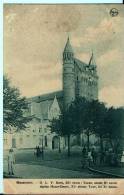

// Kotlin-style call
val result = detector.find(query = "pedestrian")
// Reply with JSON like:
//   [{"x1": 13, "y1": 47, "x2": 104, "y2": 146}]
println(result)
[
  {"x1": 37, "y1": 146, "x2": 40, "y2": 157},
  {"x1": 87, "y1": 150, "x2": 93, "y2": 166},
  {"x1": 40, "y1": 146, "x2": 44, "y2": 160},
  {"x1": 34, "y1": 146, "x2": 38, "y2": 156},
  {"x1": 121, "y1": 151, "x2": 124, "y2": 166},
  {"x1": 81, "y1": 146, "x2": 87, "y2": 168},
  {"x1": 100, "y1": 150, "x2": 105, "y2": 165},
  {"x1": 91, "y1": 148, "x2": 97, "y2": 165},
  {"x1": 8, "y1": 148, "x2": 15, "y2": 175},
  {"x1": 82, "y1": 146, "x2": 87, "y2": 157}
]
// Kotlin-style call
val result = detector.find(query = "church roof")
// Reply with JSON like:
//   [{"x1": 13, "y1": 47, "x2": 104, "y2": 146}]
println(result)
[
  {"x1": 28, "y1": 90, "x2": 63, "y2": 103},
  {"x1": 64, "y1": 37, "x2": 73, "y2": 53},
  {"x1": 74, "y1": 58, "x2": 97, "y2": 74},
  {"x1": 74, "y1": 58, "x2": 88, "y2": 72}
]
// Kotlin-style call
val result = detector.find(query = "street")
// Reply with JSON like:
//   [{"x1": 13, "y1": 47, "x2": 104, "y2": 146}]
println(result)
[{"x1": 4, "y1": 149, "x2": 111, "y2": 178}]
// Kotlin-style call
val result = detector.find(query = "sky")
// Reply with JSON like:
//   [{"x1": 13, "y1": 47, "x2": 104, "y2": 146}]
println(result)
[{"x1": 4, "y1": 4, "x2": 124, "y2": 107}]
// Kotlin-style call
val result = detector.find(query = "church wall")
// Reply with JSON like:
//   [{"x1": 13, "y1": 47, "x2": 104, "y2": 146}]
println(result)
[{"x1": 77, "y1": 69, "x2": 98, "y2": 100}]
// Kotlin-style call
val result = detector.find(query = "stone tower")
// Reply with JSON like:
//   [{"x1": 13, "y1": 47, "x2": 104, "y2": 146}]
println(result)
[{"x1": 63, "y1": 37, "x2": 75, "y2": 109}]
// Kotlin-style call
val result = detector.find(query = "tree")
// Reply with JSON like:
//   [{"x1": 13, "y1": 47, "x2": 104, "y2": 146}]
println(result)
[
  {"x1": 104, "y1": 107, "x2": 124, "y2": 152},
  {"x1": 70, "y1": 98, "x2": 108, "y2": 151},
  {"x1": 88, "y1": 100, "x2": 107, "y2": 152},
  {"x1": 69, "y1": 97, "x2": 91, "y2": 148},
  {"x1": 49, "y1": 108, "x2": 75, "y2": 157},
  {"x1": 3, "y1": 75, "x2": 32, "y2": 132}
]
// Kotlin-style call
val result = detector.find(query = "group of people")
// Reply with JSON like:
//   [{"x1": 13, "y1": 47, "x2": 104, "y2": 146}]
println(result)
[
  {"x1": 81, "y1": 146, "x2": 123, "y2": 168},
  {"x1": 35, "y1": 145, "x2": 44, "y2": 159},
  {"x1": 81, "y1": 146, "x2": 96, "y2": 168}
]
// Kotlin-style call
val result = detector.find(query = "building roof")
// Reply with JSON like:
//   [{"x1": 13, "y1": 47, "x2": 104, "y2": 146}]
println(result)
[
  {"x1": 74, "y1": 58, "x2": 97, "y2": 74},
  {"x1": 28, "y1": 90, "x2": 63, "y2": 103},
  {"x1": 74, "y1": 58, "x2": 88, "y2": 72}
]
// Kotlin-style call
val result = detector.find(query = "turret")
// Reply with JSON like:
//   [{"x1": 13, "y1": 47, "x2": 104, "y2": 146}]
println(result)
[
  {"x1": 88, "y1": 51, "x2": 98, "y2": 100},
  {"x1": 63, "y1": 37, "x2": 75, "y2": 109}
]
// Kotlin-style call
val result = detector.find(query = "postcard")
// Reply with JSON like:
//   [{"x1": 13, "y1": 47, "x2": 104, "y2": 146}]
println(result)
[{"x1": 3, "y1": 3, "x2": 124, "y2": 194}]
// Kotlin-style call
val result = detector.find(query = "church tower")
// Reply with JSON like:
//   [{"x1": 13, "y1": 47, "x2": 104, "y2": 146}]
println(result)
[{"x1": 63, "y1": 37, "x2": 75, "y2": 109}]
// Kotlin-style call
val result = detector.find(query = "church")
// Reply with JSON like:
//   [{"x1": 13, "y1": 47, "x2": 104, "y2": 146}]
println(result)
[{"x1": 4, "y1": 37, "x2": 98, "y2": 150}]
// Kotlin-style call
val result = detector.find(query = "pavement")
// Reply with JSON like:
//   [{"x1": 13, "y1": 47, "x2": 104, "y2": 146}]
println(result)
[{"x1": 89, "y1": 166, "x2": 124, "y2": 178}]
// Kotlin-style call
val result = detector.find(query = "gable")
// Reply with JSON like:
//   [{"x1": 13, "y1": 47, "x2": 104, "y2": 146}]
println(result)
[{"x1": 48, "y1": 96, "x2": 61, "y2": 120}]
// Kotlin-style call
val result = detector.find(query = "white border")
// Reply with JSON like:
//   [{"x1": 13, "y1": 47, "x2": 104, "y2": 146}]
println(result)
[
  {"x1": 3, "y1": 0, "x2": 123, "y2": 3},
  {"x1": 0, "y1": 1, "x2": 3, "y2": 194}
]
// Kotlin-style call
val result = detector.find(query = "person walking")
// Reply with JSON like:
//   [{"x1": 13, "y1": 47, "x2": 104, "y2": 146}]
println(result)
[{"x1": 8, "y1": 148, "x2": 15, "y2": 175}]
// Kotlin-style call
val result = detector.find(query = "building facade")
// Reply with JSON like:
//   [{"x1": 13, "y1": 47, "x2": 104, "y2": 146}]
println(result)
[{"x1": 4, "y1": 37, "x2": 98, "y2": 150}]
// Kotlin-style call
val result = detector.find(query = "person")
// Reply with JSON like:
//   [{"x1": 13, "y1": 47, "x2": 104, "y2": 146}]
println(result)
[
  {"x1": 81, "y1": 146, "x2": 87, "y2": 168},
  {"x1": 8, "y1": 148, "x2": 15, "y2": 175},
  {"x1": 87, "y1": 150, "x2": 93, "y2": 166},
  {"x1": 100, "y1": 150, "x2": 105, "y2": 165},
  {"x1": 37, "y1": 146, "x2": 40, "y2": 157},
  {"x1": 40, "y1": 146, "x2": 44, "y2": 160},
  {"x1": 91, "y1": 148, "x2": 97, "y2": 165},
  {"x1": 34, "y1": 146, "x2": 38, "y2": 156},
  {"x1": 121, "y1": 151, "x2": 124, "y2": 166}
]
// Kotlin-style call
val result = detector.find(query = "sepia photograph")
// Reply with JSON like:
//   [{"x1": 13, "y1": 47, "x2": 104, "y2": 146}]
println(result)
[{"x1": 3, "y1": 4, "x2": 124, "y2": 180}]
